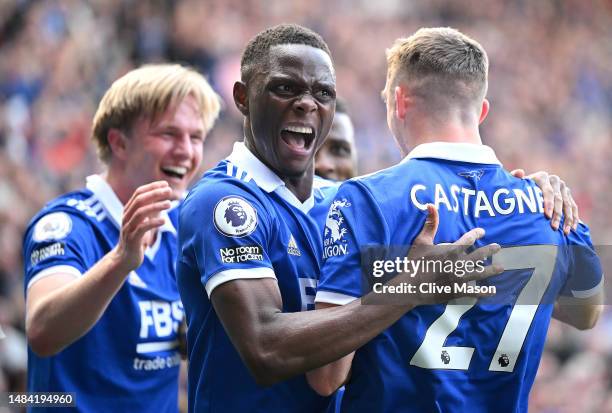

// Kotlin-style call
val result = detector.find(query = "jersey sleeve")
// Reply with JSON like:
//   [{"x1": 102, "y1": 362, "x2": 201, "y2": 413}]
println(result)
[
  {"x1": 560, "y1": 222, "x2": 603, "y2": 298},
  {"x1": 316, "y1": 180, "x2": 389, "y2": 305},
  {"x1": 23, "y1": 210, "x2": 96, "y2": 292},
  {"x1": 185, "y1": 182, "x2": 276, "y2": 297}
]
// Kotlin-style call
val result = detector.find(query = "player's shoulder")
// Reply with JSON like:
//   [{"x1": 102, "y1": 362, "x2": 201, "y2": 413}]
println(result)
[
  {"x1": 356, "y1": 160, "x2": 427, "y2": 187},
  {"x1": 313, "y1": 175, "x2": 339, "y2": 203},
  {"x1": 338, "y1": 161, "x2": 422, "y2": 204},
  {"x1": 27, "y1": 189, "x2": 105, "y2": 231},
  {"x1": 24, "y1": 188, "x2": 101, "y2": 246},
  {"x1": 185, "y1": 160, "x2": 269, "y2": 209},
  {"x1": 565, "y1": 221, "x2": 595, "y2": 246},
  {"x1": 180, "y1": 160, "x2": 277, "y2": 238}
]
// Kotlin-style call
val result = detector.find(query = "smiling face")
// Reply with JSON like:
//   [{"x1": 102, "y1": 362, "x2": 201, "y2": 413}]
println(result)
[
  {"x1": 122, "y1": 94, "x2": 205, "y2": 200},
  {"x1": 243, "y1": 44, "x2": 336, "y2": 180}
]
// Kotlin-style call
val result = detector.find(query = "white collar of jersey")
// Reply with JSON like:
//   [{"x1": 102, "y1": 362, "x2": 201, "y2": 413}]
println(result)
[
  {"x1": 85, "y1": 174, "x2": 177, "y2": 236},
  {"x1": 402, "y1": 142, "x2": 502, "y2": 165},
  {"x1": 226, "y1": 142, "x2": 316, "y2": 213}
]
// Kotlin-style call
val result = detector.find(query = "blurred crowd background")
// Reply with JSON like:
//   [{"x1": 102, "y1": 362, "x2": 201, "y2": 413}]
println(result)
[{"x1": 0, "y1": 0, "x2": 610, "y2": 412}]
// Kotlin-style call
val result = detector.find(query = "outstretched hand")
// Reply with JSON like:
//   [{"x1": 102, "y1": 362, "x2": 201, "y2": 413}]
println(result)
[
  {"x1": 404, "y1": 204, "x2": 503, "y2": 305},
  {"x1": 113, "y1": 181, "x2": 173, "y2": 273}
]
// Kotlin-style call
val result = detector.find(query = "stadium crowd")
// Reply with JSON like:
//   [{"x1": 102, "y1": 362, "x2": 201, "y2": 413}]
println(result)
[{"x1": 0, "y1": 0, "x2": 609, "y2": 411}]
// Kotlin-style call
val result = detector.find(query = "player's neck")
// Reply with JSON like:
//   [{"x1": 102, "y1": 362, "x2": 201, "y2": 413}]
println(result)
[
  {"x1": 416, "y1": 132, "x2": 482, "y2": 145},
  {"x1": 283, "y1": 171, "x2": 314, "y2": 203},
  {"x1": 104, "y1": 169, "x2": 134, "y2": 205},
  {"x1": 399, "y1": 123, "x2": 482, "y2": 157}
]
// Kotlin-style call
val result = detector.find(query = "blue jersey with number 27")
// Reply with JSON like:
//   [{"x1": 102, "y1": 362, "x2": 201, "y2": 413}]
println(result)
[{"x1": 316, "y1": 143, "x2": 602, "y2": 413}]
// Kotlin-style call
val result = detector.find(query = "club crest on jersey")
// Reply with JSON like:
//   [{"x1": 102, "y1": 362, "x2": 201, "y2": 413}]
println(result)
[
  {"x1": 441, "y1": 350, "x2": 451, "y2": 365},
  {"x1": 214, "y1": 196, "x2": 258, "y2": 237},
  {"x1": 32, "y1": 212, "x2": 73, "y2": 242},
  {"x1": 498, "y1": 353, "x2": 510, "y2": 367},
  {"x1": 323, "y1": 199, "x2": 351, "y2": 259},
  {"x1": 458, "y1": 169, "x2": 484, "y2": 180}
]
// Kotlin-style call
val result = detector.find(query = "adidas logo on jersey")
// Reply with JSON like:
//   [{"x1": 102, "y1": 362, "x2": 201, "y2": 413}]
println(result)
[{"x1": 287, "y1": 234, "x2": 301, "y2": 256}]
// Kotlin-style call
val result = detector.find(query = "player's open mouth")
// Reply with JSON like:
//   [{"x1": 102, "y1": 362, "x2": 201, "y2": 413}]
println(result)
[
  {"x1": 280, "y1": 125, "x2": 315, "y2": 154},
  {"x1": 161, "y1": 166, "x2": 188, "y2": 179}
]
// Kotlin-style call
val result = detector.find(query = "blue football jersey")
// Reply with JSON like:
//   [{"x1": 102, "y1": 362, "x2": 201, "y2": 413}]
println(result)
[
  {"x1": 177, "y1": 142, "x2": 333, "y2": 413},
  {"x1": 316, "y1": 142, "x2": 602, "y2": 413},
  {"x1": 23, "y1": 175, "x2": 183, "y2": 413}
]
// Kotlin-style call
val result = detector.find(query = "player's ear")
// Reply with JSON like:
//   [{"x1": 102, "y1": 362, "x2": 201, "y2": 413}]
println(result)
[
  {"x1": 107, "y1": 128, "x2": 129, "y2": 161},
  {"x1": 233, "y1": 81, "x2": 249, "y2": 116},
  {"x1": 479, "y1": 98, "x2": 490, "y2": 124},
  {"x1": 394, "y1": 86, "x2": 409, "y2": 120}
]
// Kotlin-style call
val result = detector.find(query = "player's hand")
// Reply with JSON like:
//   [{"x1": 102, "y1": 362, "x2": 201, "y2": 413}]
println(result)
[
  {"x1": 511, "y1": 169, "x2": 579, "y2": 234},
  {"x1": 405, "y1": 204, "x2": 503, "y2": 305},
  {"x1": 112, "y1": 181, "x2": 173, "y2": 273}
]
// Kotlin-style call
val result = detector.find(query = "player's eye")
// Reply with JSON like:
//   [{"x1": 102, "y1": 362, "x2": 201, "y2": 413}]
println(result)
[
  {"x1": 316, "y1": 88, "x2": 335, "y2": 101},
  {"x1": 331, "y1": 144, "x2": 351, "y2": 157},
  {"x1": 190, "y1": 134, "x2": 203, "y2": 143},
  {"x1": 159, "y1": 130, "x2": 175, "y2": 139},
  {"x1": 276, "y1": 84, "x2": 295, "y2": 94}
]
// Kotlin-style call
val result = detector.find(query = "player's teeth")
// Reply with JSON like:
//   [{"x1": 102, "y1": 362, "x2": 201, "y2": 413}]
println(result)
[
  {"x1": 162, "y1": 166, "x2": 187, "y2": 175},
  {"x1": 284, "y1": 126, "x2": 313, "y2": 134}
]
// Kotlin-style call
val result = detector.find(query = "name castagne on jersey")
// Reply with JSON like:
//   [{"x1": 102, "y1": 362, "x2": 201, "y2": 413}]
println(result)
[{"x1": 323, "y1": 181, "x2": 545, "y2": 296}]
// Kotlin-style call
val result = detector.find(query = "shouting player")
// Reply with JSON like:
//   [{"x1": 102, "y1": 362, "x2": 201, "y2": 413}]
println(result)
[
  {"x1": 23, "y1": 64, "x2": 221, "y2": 412},
  {"x1": 310, "y1": 28, "x2": 603, "y2": 412}
]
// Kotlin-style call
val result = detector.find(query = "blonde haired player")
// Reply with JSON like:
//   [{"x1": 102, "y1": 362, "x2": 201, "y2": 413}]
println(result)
[{"x1": 23, "y1": 64, "x2": 221, "y2": 412}]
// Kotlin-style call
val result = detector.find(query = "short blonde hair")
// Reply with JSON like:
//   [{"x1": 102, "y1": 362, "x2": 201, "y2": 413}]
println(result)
[
  {"x1": 384, "y1": 27, "x2": 488, "y2": 105},
  {"x1": 92, "y1": 64, "x2": 222, "y2": 163}
]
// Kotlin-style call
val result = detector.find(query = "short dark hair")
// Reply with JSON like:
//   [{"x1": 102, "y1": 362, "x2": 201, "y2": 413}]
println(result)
[{"x1": 240, "y1": 24, "x2": 332, "y2": 84}]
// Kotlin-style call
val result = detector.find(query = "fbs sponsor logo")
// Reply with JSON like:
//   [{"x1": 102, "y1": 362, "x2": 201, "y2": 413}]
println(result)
[
  {"x1": 287, "y1": 234, "x2": 301, "y2": 256},
  {"x1": 214, "y1": 196, "x2": 258, "y2": 237},
  {"x1": 30, "y1": 242, "x2": 65, "y2": 266},
  {"x1": 138, "y1": 300, "x2": 184, "y2": 341},
  {"x1": 220, "y1": 245, "x2": 263, "y2": 264}
]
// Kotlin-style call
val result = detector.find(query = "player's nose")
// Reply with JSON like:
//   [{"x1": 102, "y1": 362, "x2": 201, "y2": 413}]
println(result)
[
  {"x1": 294, "y1": 93, "x2": 317, "y2": 114},
  {"x1": 173, "y1": 132, "x2": 195, "y2": 159}
]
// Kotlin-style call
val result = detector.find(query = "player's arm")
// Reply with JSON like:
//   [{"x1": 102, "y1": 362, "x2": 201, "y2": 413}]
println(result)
[
  {"x1": 511, "y1": 169, "x2": 578, "y2": 234},
  {"x1": 305, "y1": 301, "x2": 355, "y2": 396},
  {"x1": 552, "y1": 291, "x2": 603, "y2": 330},
  {"x1": 211, "y1": 206, "x2": 502, "y2": 386},
  {"x1": 26, "y1": 181, "x2": 172, "y2": 356},
  {"x1": 551, "y1": 223, "x2": 604, "y2": 330}
]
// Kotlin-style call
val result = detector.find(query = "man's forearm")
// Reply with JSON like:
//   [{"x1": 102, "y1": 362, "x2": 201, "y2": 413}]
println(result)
[
  {"x1": 214, "y1": 279, "x2": 413, "y2": 386},
  {"x1": 26, "y1": 249, "x2": 131, "y2": 356},
  {"x1": 552, "y1": 292, "x2": 603, "y2": 330}
]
